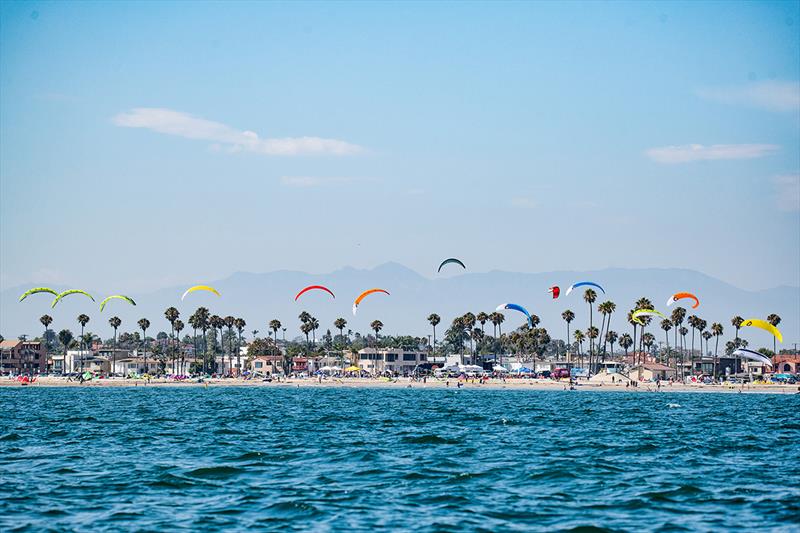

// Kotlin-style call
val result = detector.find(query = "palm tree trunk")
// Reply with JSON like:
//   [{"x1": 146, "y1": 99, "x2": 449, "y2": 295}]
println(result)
[{"x1": 113, "y1": 329, "x2": 117, "y2": 377}]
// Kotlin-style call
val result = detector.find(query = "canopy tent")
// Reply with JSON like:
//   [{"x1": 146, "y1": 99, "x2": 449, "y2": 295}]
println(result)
[
  {"x1": 344, "y1": 365, "x2": 361, "y2": 372},
  {"x1": 492, "y1": 365, "x2": 510, "y2": 373}
]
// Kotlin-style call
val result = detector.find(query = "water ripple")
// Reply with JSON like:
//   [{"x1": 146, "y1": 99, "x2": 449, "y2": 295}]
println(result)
[{"x1": 0, "y1": 387, "x2": 798, "y2": 531}]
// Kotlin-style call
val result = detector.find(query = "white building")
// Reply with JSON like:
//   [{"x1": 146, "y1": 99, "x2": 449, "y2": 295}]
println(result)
[{"x1": 356, "y1": 348, "x2": 428, "y2": 375}]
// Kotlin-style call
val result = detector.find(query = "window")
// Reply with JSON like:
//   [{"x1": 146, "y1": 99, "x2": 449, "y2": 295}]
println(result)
[
  {"x1": 403, "y1": 354, "x2": 416, "y2": 361},
  {"x1": 255, "y1": 362, "x2": 263, "y2": 368},
  {"x1": 386, "y1": 353, "x2": 397, "y2": 362}
]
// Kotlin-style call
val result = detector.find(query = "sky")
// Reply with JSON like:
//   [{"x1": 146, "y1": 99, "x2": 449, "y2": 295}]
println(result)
[{"x1": 1, "y1": 0, "x2": 799, "y2": 295}]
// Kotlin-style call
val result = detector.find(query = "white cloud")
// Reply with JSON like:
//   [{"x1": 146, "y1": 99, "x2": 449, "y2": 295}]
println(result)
[
  {"x1": 279, "y1": 176, "x2": 369, "y2": 188},
  {"x1": 645, "y1": 143, "x2": 779, "y2": 164},
  {"x1": 774, "y1": 174, "x2": 800, "y2": 212},
  {"x1": 511, "y1": 197, "x2": 536, "y2": 209},
  {"x1": 697, "y1": 81, "x2": 800, "y2": 112},
  {"x1": 113, "y1": 108, "x2": 363, "y2": 156}
]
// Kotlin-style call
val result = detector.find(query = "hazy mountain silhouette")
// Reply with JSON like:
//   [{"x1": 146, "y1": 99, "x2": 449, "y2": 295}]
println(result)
[{"x1": 2, "y1": 263, "x2": 797, "y2": 349}]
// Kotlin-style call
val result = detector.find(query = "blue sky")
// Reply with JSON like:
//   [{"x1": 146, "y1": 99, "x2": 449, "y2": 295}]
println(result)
[{"x1": 1, "y1": 0, "x2": 798, "y2": 294}]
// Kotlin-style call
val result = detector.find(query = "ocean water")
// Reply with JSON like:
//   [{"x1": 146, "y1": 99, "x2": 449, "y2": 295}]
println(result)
[{"x1": 1, "y1": 387, "x2": 798, "y2": 532}]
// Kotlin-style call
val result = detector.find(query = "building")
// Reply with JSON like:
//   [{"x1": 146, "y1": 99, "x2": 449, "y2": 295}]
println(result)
[
  {"x1": 356, "y1": 348, "x2": 427, "y2": 375},
  {"x1": 110, "y1": 357, "x2": 161, "y2": 376},
  {"x1": 0, "y1": 340, "x2": 46, "y2": 374},
  {"x1": 65, "y1": 350, "x2": 109, "y2": 374},
  {"x1": 628, "y1": 362, "x2": 673, "y2": 381},
  {"x1": 772, "y1": 354, "x2": 799, "y2": 374},
  {"x1": 249, "y1": 355, "x2": 283, "y2": 375}
]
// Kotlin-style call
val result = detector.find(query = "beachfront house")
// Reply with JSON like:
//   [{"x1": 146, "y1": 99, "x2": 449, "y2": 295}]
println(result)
[
  {"x1": 0, "y1": 340, "x2": 46, "y2": 374},
  {"x1": 356, "y1": 348, "x2": 427, "y2": 375},
  {"x1": 772, "y1": 354, "x2": 799, "y2": 374},
  {"x1": 249, "y1": 355, "x2": 283, "y2": 375},
  {"x1": 110, "y1": 356, "x2": 161, "y2": 376},
  {"x1": 627, "y1": 362, "x2": 673, "y2": 381},
  {"x1": 65, "y1": 350, "x2": 109, "y2": 374}
]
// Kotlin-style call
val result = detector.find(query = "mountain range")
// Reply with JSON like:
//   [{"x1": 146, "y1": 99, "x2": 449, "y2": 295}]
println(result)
[{"x1": 2, "y1": 263, "x2": 797, "y2": 349}]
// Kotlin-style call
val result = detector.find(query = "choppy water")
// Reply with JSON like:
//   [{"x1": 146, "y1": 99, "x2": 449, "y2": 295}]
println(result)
[{"x1": 1, "y1": 387, "x2": 799, "y2": 532}]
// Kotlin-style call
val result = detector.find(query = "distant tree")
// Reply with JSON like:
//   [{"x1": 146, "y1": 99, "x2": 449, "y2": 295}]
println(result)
[
  {"x1": 137, "y1": 318, "x2": 151, "y2": 374},
  {"x1": 427, "y1": 314, "x2": 440, "y2": 359},
  {"x1": 767, "y1": 314, "x2": 781, "y2": 357},
  {"x1": 109, "y1": 316, "x2": 122, "y2": 375}
]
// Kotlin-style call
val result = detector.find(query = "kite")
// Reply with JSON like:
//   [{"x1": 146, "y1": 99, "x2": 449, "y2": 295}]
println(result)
[
  {"x1": 51, "y1": 289, "x2": 95, "y2": 308},
  {"x1": 181, "y1": 285, "x2": 221, "y2": 301},
  {"x1": 739, "y1": 318, "x2": 783, "y2": 343},
  {"x1": 548, "y1": 286, "x2": 560, "y2": 299},
  {"x1": 632, "y1": 309, "x2": 666, "y2": 324},
  {"x1": 19, "y1": 287, "x2": 58, "y2": 302},
  {"x1": 495, "y1": 303, "x2": 533, "y2": 328},
  {"x1": 99, "y1": 295, "x2": 136, "y2": 312},
  {"x1": 666, "y1": 292, "x2": 700, "y2": 309},
  {"x1": 295, "y1": 285, "x2": 335, "y2": 301},
  {"x1": 352, "y1": 288, "x2": 390, "y2": 315},
  {"x1": 437, "y1": 258, "x2": 466, "y2": 273},
  {"x1": 565, "y1": 281, "x2": 605, "y2": 296},
  {"x1": 732, "y1": 348, "x2": 773, "y2": 367}
]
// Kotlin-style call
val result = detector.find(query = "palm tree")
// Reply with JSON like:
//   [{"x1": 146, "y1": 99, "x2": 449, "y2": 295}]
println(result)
[
  {"x1": 687, "y1": 315, "x2": 701, "y2": 376},
  {"x1": 39, "y1": 314, "x2": 53, "y2": 358},
  {"x1": 174, "y1": 319, "x2": 185, "y2": 374},
  {"x1": 137, "y1": 318, "x2": 150, "y2": 375},
  {"x1": 58, "y1": 329, "x2": 73, "y2": 374},
  {"x1": 626, "y1": 310, "x2": 638, "y2": 366},
  {"x1": 697, "y1": 319, "x2": 707, "y2": 374},
  {"x1": 299, "y1": 311, "x2": 311, "y2": 325},
  {"x1": 731, "y1": 316, "x2": 744, "y2": 340},
  {"x1": 210, "y1": 315, "x2": 223, "y2": 373},
  {"x1": 109, "y1": 316, "x2": 121, "y2": 376},
  {"x1": 767, "y1": 314, "x2": 781, "y2": 356},
  {"x1": 188, "y1": 312, "x2": 200, "y2": 373},
  {"x1": 660, "y1": 319, "x2": 672, "y2": 366},
  {"x1": 427, "y1": 314, "x2": 440, "y2": 361},
  {"x1": 587, "y1": 326, "x2": 599, "y2": 372},
  {"x1": 334, "y1": 318, "x2": 348, "y2": 347},
  {"x1": 619, "y1": 333, "x2": 633, "y2": 361},
  {"x1": 561, "y1": 310, "x2": 575, "y2": 364},
  {"x1": 490, "y1": 312, "x2": 505, "y2": 364},
  {"x1": 193, "y1": 307, "x2": 210, "y2": 373},
  {"x1": 224, "y1": 316, "x2": 235, "y2": 376},
  {"x1": 476, "y1": 312, "x2": 488, "y2": 335},
  {"x1": 573, "y1": 329, "x2": 585, "y2": 366},
  {"x1": 164, "y1": 307, "x2": 180, "y2": 374},
  {"x1": 583, "y1": 289, "x2": 597, "y2": 373},
  {"x1": 670, "y1": 307, "x2": 687, "y2": 377},
  {"x1": 234, "y1": 318, "x2": 246, "y2": 376},
  {"x1": 642, "y1": 333, "x2": 655, "y2": 357},
  {"x1": 679, "y1": 326, "x2": 688, "y2": 377},
  {"x1": 606, "y1": 330, "x2": 618, "y2": 361},
  {"x1": 77, "y1": 314, "x2": 90, "y2": 372},
  {"x1": 300, "y1": 322, "x2": 313, "y2": 351},
  {"x1": 634, "y1": 298, "x2": 653, "y2": 364},
  {"x1": 711, "y1": 322, "x2": 723, "y2": 380},
  {"x1": 370, "y1": 320, "x2": 384, "y2": 347},
  {"x1": 701, "y1": 330, "x2": 712, "y2": 372},
  {"x1": 269, "y1": 319, "x2": 282, "y2": 356},
  {"x1": 309, "y1": 317, "x2": 320, "y2": 347}
]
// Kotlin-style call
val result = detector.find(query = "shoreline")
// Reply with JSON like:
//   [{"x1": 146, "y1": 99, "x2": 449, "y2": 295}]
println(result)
[{"x1": 2, "y1": 377, "x2": 798, "y2": 394}]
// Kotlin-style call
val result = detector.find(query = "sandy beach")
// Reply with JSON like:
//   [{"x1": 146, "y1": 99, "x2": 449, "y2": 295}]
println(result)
[{"x1": 4, "y1": 376, "x2": 798, "y2": 394}]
